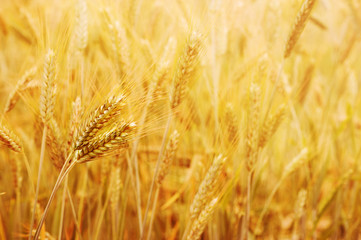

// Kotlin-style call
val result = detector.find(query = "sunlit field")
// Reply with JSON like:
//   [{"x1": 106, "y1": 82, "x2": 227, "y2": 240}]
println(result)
[{"x1": 0, "y1": 0, "x2": 360, "y2": 239}]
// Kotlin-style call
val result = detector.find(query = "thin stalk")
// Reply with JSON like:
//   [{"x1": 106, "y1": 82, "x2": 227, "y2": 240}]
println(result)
[
  {"x1": 146, "y1": 187, "x2": 160, "y2": 240},
  {"x1": 130, "y1": 83, "x2": 155, "y2": 231},
  {"x1": 94, "y1": 176, "x2": 112, "y2": 240},
  {"x1": 66, "y1": 185, "x2": 83, "y2": 240},
  {"x1": 21, "y1": 152, "x2": 35, "y2": 195},
  {"x1": 242, "y1": 170, "x2": 254, "y2": 240},
  {"x1": 16, "y1": 187, "x2": 21, "y2": 237},
  {"x1": 118, "y1": 172, "x2": 130, "y2": 240},
  {"x1": 141, "y1": 114, "x2": 172, "y2": 238},
  {"x1": 29, "y1": 126, "x2": 47, "y2": 240},
  {"x1": 33, "y1": 153, "x2": 75, "y2": 240},
  {"x1": 58, "y1": 177, "x2": 68, "y2": 240},
  {"x1": 76, "y1": 163, "x2": 89, "y2": 239},
  {"x1": 112, "y1": 202, "x2": 116, "y2": 240},
  {"x1": 125, "y1": 151, "x2": 142, "y2": 231}
]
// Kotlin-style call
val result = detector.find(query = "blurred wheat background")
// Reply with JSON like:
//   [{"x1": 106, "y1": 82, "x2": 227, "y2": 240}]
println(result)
[{"x1": 0, "y1": 0, "x2": 360, "y2": 239}]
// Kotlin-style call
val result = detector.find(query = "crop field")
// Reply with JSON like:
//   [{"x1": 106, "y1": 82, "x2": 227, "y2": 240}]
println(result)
[{"x1": 0, "y1": 0, "x2": 360, "y2": 239}]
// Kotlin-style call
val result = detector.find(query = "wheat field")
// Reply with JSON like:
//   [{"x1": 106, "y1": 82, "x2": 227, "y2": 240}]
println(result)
[{"x1": 0, "y1": 0, "x2": 360, "y2": 239}]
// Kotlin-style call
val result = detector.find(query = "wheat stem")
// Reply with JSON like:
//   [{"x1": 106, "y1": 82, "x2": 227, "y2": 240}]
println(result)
[
  {"x1": 66, "y1": 185, "x2": 83, "y2": 240},
  {"x1": 29, "y1": 127, "x2": 47, "y2": 240},
  {"x1": 58, "y1": 177, "x2": 68, "y2": 240},
  {"x1": 141, "y1": 114, "x2": 172, "y2": 238},
  {"x1": 146, "y1": 187, "x2": 160, "y2": 240},
  {"x1": 33, "y1": 153, "x2": 75, "y2": 240}
]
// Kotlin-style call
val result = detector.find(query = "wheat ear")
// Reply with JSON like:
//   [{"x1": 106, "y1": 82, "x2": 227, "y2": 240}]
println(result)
[
  {"x1": 67, "y1": 96, "x2": 82, "y2": 152},
  {"x1": 34, "y1": 121, "x2": 135, "y2": 239},
  {"x1": 186, "y1": 197, "x2": 219, "y2": 240},
  {"x1": 39, "y1": 50, "x2": 56, "y2": 125},
  {"x1": 292, "y1": 189, "x2": 307, "y2": 239},
  {"x1": 246, "y1": 82, "x2": 261, "y2": 171},
  {"x1": 30, "y1": 49, "x2": 57, "y2": 240},
  {"x1": 74, "y1": 121, "x2": 136, "y2": 163},
  {"x1": 142, "y1": 31, "x2": 202, "y2": 238},
  {"x1": 74, "y1": 95, "x2": 125, "y2": 150},
  {"x1": 284, "y1": 0, "x2": 317, "y2": 59},
  {"x1": 189, "y1": 154, "x2": 226, "y2": 221},
  {"x1": 4, "y1": 66, "x2": 37, "y2": 113},
  {"x1": 74, "y1": 0, "x2": 88, "y2": 52},
  {"x1": 258, "y1": 104, "x2": 285, "y2": 149},
  {"x1": 108, "y1": 20, "x2": 130, "y2": 79},
  {"x1": 46, "y1": 119, "x2": 66, "y2": 170},
  {"x1": 156, "y1": 130, "x2": 180, "y2": 186},
  {"x1": 170, "y1": 31, "x2": 202, "y2": 109},
  {"x1": 0, "y1": 123, "x2": 23, "y2": 153},
  {"x1": 225, "y1": 103, "x2": 239, "y2": 145},
  {"x1": 297, "y1": 64, "x2": 314, "y2": 104}
]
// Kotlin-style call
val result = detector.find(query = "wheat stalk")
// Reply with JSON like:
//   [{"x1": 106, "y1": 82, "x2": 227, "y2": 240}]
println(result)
[{"x1": 145, "y1": 130, "x2": 180, "y2": 240}]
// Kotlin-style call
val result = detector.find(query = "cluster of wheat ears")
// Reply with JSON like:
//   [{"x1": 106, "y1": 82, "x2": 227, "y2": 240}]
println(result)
[{"x1": 0, "y1": 0, "x2": 360, "y2": 239}]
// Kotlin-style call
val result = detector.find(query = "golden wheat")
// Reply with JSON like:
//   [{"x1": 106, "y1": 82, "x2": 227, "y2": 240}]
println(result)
[{"x1": 284, "y1": 0, "x2": 317, "y2": 59}]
